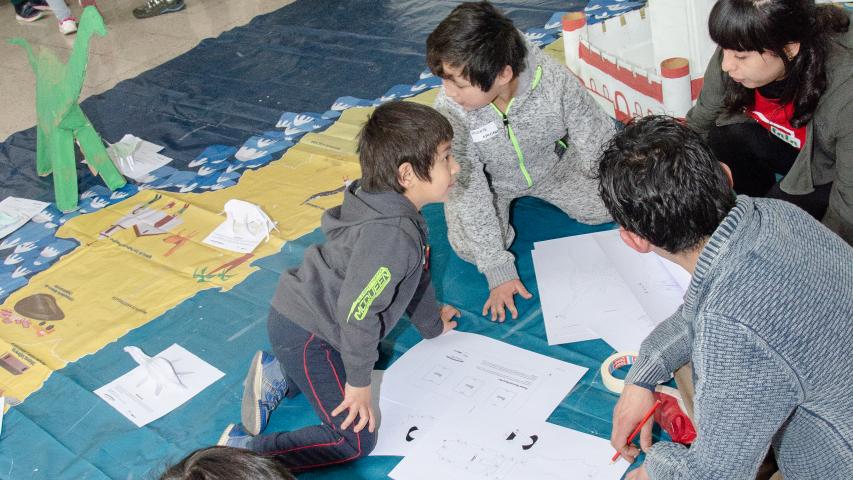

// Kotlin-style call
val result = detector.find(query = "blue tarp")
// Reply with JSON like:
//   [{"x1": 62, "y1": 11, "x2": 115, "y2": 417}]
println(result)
[{"x1": 0, "y1": 1, "x2": 656, "y2": 478}]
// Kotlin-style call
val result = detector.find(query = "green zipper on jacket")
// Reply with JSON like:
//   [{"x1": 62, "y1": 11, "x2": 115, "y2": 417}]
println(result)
[{"x1": 489, "y1": 65, "x2": 543, "y2": 189}]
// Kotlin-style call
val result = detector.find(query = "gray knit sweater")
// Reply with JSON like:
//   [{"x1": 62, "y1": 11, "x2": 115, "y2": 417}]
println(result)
[
  {"x1": 625, "y1": 196, "x2": 853, "y2": 479},
  {"x1": 435, "y1": 43, "x2": 616, "y2": 288}
]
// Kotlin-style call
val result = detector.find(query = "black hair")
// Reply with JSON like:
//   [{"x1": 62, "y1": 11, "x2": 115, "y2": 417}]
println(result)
[
  {"x1": 598, "y1": 116, "x2": 737, "y2": 254},
  {"x1": 708, "y1": 0, "x2": 849, "y2": 127},
  {"x1": 426, "y1": 1, "x2": 527, "y2": 91},
  {"x1": 358, "y1": 101, "x2": 453, "y2": 194},
  {"x1": 158, "y1": 446, "x2": 295, "y2": 480}
]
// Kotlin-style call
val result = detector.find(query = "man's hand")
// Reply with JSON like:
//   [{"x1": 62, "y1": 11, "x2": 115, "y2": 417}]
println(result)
[
  {"x1": 611, "y1": 384, "x2": 657, "y2": 463},
  {"x1": 440, "y1": 304, "x2": 461, "y2": 333},
  {"x1": 331, "y1": 383, "x2": 376, "y2": 433},
  {"x1": 626, "y1": 465, "x2": 650, "y2": 480},
  {"x1": 482, "y1": 279, "x2": 533, "y2": 322}
]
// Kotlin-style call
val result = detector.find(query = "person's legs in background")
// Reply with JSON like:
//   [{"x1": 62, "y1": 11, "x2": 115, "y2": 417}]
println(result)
[
  {"x1": 132, "y1": 0, "x2": 186, "y2": 19},
  {"x1": 708, "y1": 122, "x2": 829, "y2": 221},
  {"x1": 708, "y1": 122, "x2": 797, "y2": 197},
  {"x1": 42, "y1": 0, "x2": 77, "y2": 34},
  {"x1": 766, "y1": 182, "x2": 831, "y2": 220},
  {"x1": 12, "y1": 0, "x2": 45, "y2": 22}
]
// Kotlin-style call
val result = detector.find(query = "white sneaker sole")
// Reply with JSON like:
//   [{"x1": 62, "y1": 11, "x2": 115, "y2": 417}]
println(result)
[
  {"x1": 15, "y1": 12, "x2": 45, "y2": 22},
  {"x1": 240, "y1": 351, "x2": 264, "y2": 435},
  {"x1": 217, "y1": 424, "x2": 236, "y2": 446}
]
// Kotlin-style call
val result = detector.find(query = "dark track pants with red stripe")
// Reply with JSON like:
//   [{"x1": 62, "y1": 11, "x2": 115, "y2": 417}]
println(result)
[{"x1": 249, "y1": 309, "x2": 376, "y2": 472}]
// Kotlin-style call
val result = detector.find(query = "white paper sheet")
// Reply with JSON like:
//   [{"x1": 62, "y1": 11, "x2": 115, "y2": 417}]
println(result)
[
  {"x1": 203, "y1": 221, "x2": 266, "y2": 253},
  {"x1": 389, "y1": 412, "x2": 627, "y2": 480},
  {"x1": 0, "y1": 197, "x2": 50, "y2": 239},
  {"x1": 371, "y1": 332, "x2": 587, "y2": 457},
  {"x1": 371, "y1": 395, "x2": 443, "y2": 456},
  {"x1": 532, "y1": 246, "x2": 599, "y2": 344},
  {"x1": 533, "y1": 230, "x2": 691, "y2": 351},
  {"x1": 95, "y1": 344, "x2": 224, "y2": 427},
  {"x1": 107, "y1": 134, "x2": 173, "y2": 181}
]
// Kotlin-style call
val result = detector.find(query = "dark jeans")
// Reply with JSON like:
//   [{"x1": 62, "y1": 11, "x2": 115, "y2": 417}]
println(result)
[
  {"x1": 709, "y1": 122, "x2": 831, "y2": 220},
  {"x1": 249, "y1": 309, "x2": 376, "y2": 472}
]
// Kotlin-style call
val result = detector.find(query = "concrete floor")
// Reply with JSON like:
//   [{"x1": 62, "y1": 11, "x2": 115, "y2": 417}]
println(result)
[{"x1": 0, "y1": 0, "x2": 294, "y2": 141}]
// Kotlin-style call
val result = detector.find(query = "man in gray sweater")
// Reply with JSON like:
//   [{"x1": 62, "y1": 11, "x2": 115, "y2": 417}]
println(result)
[
  {"x1": 599, "y1": 116, "x2": 853, "y2": 479},
  {"x1": 427, "y1": 2, "x2": 615, "y2": 322}
]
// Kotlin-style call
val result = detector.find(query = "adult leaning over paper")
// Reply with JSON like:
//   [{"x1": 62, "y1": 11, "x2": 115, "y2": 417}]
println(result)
[{"x1": 597, "y1": 116, "x2": 853, "y2": 480}]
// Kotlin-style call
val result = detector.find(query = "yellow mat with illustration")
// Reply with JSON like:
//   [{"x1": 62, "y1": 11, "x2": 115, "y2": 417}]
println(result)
[{"x1": 0, "y1": 88, "x2": 447, "y2": 404}]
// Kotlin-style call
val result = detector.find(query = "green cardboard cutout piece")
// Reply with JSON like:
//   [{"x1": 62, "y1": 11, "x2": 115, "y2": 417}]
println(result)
[{"x1": 10, "y1": 7, "x2": 126, "y2": 212}]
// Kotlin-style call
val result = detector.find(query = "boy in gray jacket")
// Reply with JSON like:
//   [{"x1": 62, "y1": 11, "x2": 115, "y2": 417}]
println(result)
[
  {"x1": 427, "y1": 2, "x2": 615, "y2": 322},
  {"x1": 601, "y1": 116, "x2": 853, "y2": 480},
  {"x1": 217, "y1": 102, "x2": 461, "y2": 472}
]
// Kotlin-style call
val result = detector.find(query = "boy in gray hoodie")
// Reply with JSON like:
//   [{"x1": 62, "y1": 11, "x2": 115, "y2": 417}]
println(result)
[
  {"x1": 427, "y1": 1, "x2": 616, "y2": 322},
  {"x1": 216, "y1": 101, "x2": 461, "y2": 472}
]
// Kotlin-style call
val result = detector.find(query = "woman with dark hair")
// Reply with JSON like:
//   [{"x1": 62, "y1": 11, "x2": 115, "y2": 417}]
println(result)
[{"x1": 687, "y1": 0, "x2": 852, "y2": 245}]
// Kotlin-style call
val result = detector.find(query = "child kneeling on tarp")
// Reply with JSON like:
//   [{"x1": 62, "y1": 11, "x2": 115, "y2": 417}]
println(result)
[
  {"x1": 427, "y1": 1, "x2": 616, "y2": 323},
  {"x1": 217, "y1": 101, "x2": 462, "y2": 473}
]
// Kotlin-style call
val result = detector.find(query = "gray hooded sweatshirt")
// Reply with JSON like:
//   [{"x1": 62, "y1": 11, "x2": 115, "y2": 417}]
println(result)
[{"x1": 270, "y1": 181, "x2": 444, "y2": 387}]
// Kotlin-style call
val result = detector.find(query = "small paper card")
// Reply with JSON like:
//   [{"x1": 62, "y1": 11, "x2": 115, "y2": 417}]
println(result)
[{"x1": 95, "y1": 344, "x2": 224, "y2": 427}]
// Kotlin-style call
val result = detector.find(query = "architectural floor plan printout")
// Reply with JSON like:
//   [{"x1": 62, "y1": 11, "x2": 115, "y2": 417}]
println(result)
[
  {"x1": 371, "y1": 331, "x2": 588, "y2": 457},
  {"x1": 533, "y1": 229, "x2": 691, "y2": 351},
  {"x1": 389, "y1": 411, "x2": 628, "y2": 480}
]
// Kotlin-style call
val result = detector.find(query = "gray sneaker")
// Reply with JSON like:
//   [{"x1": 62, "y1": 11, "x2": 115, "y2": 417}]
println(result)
[
  {"x1": 15, "y1": 2, "x2": 45, "y2": 22},
  {"x1": 132, "y1": 0, "x2": 185, "y2": 19},
  {"x1": 217, "y1": 424, "x2": 253, "y2": 449},
  {"x1": 241, "y1": 351, "x2": 288, "y2": 435}
]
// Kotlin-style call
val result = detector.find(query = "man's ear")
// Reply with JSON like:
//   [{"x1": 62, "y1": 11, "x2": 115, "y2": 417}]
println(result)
[
  {"x1": 494, "y1": 65, "x2": 514, "y2": 87},
  {"x1": 398, "y1": 162, "x2": 414, "y2": 189},
  {"x1": 718, "y1": 161, "x2": 734, "y2": 188},
  {"x1": 784, "y1": 42, "x2": 801, "y2": 60},
  {"x1": 619, "y1": 227, "x2": 653, "y2": 254}
]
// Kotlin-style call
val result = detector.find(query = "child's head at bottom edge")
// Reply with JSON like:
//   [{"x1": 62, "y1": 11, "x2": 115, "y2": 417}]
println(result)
[
  {"x1": 159, "y1": 446, "x2": 295, "y2": 480},
  {"x1": 358, "y1": 101, "x2": 459, "y2": 208}
]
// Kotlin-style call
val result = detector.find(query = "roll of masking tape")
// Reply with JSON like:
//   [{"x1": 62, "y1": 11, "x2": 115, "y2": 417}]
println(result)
[{"x1": 601, "y1": 352, "x2": 639, "y2": 393}]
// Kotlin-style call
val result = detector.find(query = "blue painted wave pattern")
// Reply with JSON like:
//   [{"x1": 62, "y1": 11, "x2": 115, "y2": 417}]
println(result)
[
  {"x1": 0, "y1": 12, "x2": 569, "y2": 302},
  {"x1": 584, "y1": 0, "x2": 646, "y2": 25}
]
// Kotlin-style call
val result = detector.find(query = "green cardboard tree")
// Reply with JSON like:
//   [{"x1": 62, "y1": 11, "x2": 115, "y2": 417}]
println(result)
[{"x1": 10, "y1": 6, "x2": 126, "y2": 212}]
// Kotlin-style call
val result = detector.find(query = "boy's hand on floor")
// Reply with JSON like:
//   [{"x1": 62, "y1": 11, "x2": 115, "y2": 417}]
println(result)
[
  {"x1": 332, "y1": 383, "x2": 376, "y2": 433},
  {"x1": 482, "y1": 279, "x2": 533, "y2": 322},
  {"x1": 440, "y1": 304, "x2": 461, "y2": 333}
]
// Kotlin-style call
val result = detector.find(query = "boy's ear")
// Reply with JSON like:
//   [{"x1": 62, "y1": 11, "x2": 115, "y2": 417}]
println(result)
[
  {"x1": 619, "y1": 227, "x2": 653, "y2": 254},
  {"x1": 397, "y1": 162, "x2": 414, "y2": 189},
  {"x1": 494, "y1": 65, "x2": 514, "y2": 87}
]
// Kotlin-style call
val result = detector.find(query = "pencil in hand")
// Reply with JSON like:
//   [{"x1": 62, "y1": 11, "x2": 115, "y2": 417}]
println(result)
[{"x1": 610, "y1": 399, "x2": 662, "y2": 465}]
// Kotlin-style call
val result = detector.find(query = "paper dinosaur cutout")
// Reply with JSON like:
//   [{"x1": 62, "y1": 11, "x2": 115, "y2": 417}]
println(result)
[
  {"x1": 10, "y1": 6, "x2": 126, "y2": 213},
  {"x1": 222, "y1": 199, "x2": 278, "y2": 241},
  {"x1": 124, "y1": 346, "x2": 187, "y2": 396}
]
